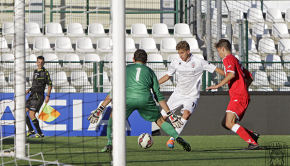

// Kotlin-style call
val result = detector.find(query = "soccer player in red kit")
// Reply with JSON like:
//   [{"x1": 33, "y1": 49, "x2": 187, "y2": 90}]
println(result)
[{"x1": 206, "y1": 39, "x2": 260, "y2": 150}]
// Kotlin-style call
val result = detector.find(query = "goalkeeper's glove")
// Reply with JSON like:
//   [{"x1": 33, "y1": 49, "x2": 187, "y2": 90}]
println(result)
[
  {"x1": 167, "y1": 111, "x2": 183, "y2": 128},
  {"x1": 87, "y1": 105, "x2": 105, "y2": 124}
]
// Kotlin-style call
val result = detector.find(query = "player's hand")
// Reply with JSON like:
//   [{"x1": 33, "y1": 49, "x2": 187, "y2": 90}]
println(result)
[
  {"x1": 167, "y1": 111, "x2": 183, "y2": 128},
  {"x1": 206, "y1": 85, "x2": 219, "y2": 90},
  {"x1": 87, "y1": 105, "x2": 105, "y2": 124}
]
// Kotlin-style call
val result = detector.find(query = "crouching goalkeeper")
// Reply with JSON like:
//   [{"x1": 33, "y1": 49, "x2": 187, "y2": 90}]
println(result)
[{"x1": 88, "y1": 49, "x2": 191, "y2": 152}]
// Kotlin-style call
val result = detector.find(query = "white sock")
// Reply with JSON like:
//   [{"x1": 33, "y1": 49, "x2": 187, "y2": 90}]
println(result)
[{"x1": 175, "y1": 118, "x2": 188, "y2": 135}]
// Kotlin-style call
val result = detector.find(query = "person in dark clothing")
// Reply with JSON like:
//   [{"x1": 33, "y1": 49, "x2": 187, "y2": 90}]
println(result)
[{"x1": 26, "y1": 56, "x2": 52, "y2": 138}]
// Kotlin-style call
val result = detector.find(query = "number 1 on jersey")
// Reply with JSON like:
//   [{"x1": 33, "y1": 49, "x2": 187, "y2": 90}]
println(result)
[{"x1": 136, "y1": 67, "x2": 141, "y2": 81}]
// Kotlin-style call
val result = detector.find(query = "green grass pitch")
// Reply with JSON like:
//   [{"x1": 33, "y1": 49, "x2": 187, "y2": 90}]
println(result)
[{"x1": 2, "y1": 135, "x2": 290, "y2": 165}]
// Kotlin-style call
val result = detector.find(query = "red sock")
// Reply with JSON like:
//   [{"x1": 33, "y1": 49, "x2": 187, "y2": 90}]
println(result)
[
  {"x1": 243, "y1": 127, "x2": 253, "y2": 138},
  {"x1": 231, "y1": 124, "x2": 257, "y2": 145}
]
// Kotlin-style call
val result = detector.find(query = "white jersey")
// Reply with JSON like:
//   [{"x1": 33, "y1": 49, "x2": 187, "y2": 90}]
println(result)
[{"x1": 167, "y1": 54, "x2": 216, "y2": 98}]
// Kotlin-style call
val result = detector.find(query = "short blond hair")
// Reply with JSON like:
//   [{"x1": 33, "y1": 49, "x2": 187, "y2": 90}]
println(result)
[{"x1": 176, "y1": 41, "x2": 190, "y2": 51}]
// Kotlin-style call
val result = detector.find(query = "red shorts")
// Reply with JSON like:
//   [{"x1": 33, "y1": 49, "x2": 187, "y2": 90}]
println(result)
[{"x1": 226, "y1": 97, "x2": 250, "y2": 121}]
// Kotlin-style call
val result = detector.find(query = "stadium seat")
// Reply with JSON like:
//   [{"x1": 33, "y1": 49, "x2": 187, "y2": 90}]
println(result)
[
  {"x1": 126, "y1": 54, "x2": 134, "y2": 63},
  {"x1": 1, "y1": 54, "x2": 14, "y2": 70},
  {"x1": 130, "y1": 23, "x2": 149, "y2": 43},
  {"x1": 26, "y1": 54, "x2": 37, "y2": 70},
  {"x1": 266, "y1": 8, "x2": 284, "y2": 23},
  {"x1": 45, "y1": 22, "x2": 64, "y2": 37},
  {"x1": 60, "y1": 86, "x2": 76, "y2": 93},
  {"x1": 71, "y1": 70, "x2": 91, "y2": 86},
  {"x1": 278, "y1": 87, "x2": 290, "y2": 91},
  {"x1": 55, "y1": 37, "x2": 75, "y2": 53},
  {"x1": 272, "y1": 23, "x2": 290, "y2": 40},
  {"x1": 283, "y1": 55, "x2": 290, "y2": 70},
  {"x1": 33, "y1": 37, "x2": 53, "y2": 53},
  {"x1": 96, "y1": 38, "x2": 113, "y2": 57},
  {"x1": 25, "y1": 22, "x2": 43, "y2": 37},
  {"x1": 50, "y1": 71, "x2": 69, "y2": 86},
  {"x1": 43, "y1": 53, "x2": 62, "y2": 70},
  {"x1": 45, "y1": 86, "x2": 56, "y2": 93},
  {"x1": 286, "y1": 8, "x2": 290, "y2": 27},
  {"x1": 160, "y1": 38, "x2": 177, "y2": 54},
  {"x1": 126, "y1": 38, "x2": 137, "y2": 54},
  {"x1": 67, "y1": 23, "x2": 86, "y2": 37},
  {"x1": 154, "y1": 70, "x2": 172, "y2": 86},
  {"x1": 0, "y1": 71, "x2": 8, "y2": 87},
  {"x1": 139, "y1": 38, "x2": 158, "y2": 53},
  {"x1": 211, "y1": 23, "x2": 227, "y2": 39},
  {"x1": 167, "y1": 54, "x2": 180, "y2": 62},
  {"x1": 228, "y1": 8, "x2": 243, "y2": 23},
  {"x1": 269, "y1": 71, "x2": 290, "y2": 86},
  {"x1": 252, "y1": 23, "x2": 270, "y2": 39},
  {"x1": 265, "y1": 54, "x2": 283, "y2": 70},
  {"x1": 0, "y1": 87, "x2": 14, "y2": 93},
  {"x1": 182, "y1": 38, "x2": 201, "y2": 53},
  {"x1": 247, "y1": 8, "x2": 265, "y2": 23},
  {"x1": 248, "y1": 39, "x2": 258, "y2": 54},
  {"x1": 11, "y1": 38, "x2": 31, "y2": 53},
  {"x1": 278, "y1": 39, "x2": 290, "y2": 56},
  {"x1": 152, "y1": 23, "x2": 171, "y2": 43},
  {"x1": 232, "y1": 23, "x2": 252, "y2": 41},
  {"x1": 88, "y1": 23, "x2": 107, "y2": 38},
  {"x1": 251, "y1": 71, "x2": 269, "y2": 86},
  {"x1": 104, "y1": 54, "x2": 113, "y2": 69},
  {"x1": 80, "y1": 86, "x2": 94, "y2": 93},
  {"x1": 63, "y1": 54, "x2": 83, "y2": 69},
  {"x1": 257, "y1": 87, "x2": 273, "y2": 91},
  {"x1": 76, "y1": 37, "x2": 95, "y2": 53},
  {"x1": 174, "y1": 23, "x2": 193, "y2": 41},
  {"x1": 258, "y1": 39, "x2": 276, "y2": 56},
  {"x1": 147, "y1": 54, "x2": 165, "y2": 70},
  {"x1": 248, "y1": 54, "x2": 264, "y2": 70},
  {"x1": 0, "y1": 37, "x2": 11, "y2": 53},
  {"x1": 83, "y1": 54, "x2": 100, "y2": 69},
  {"x1": 2, "y1": 22, "x2": 14, "y2": 42}
]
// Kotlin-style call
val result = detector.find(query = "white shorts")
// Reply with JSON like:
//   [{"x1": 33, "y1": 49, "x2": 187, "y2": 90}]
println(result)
[{"x1": 161, "y1": 93, "x2": 198, "y2": 117}]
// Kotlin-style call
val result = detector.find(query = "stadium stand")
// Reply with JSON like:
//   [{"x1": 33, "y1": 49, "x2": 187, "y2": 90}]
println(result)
[
  {"x1": 182, "y1": 38, "x2": 201, "y2": 53},
  {"x1": 160, "y1": 38, "x2": 177, "y2": 58},
  {"x1": 80, "y1": 86, "x2": 94, "y2": 93},
  {"x1": 286, "y1": 8, "x2": 290, "y2": 28},
  {"x1": 71, "y1": 70, "x2": 91, "y2": 86},
  {"x1": 83, "y1": 54, "x2": 100, "y2": 70},
  {"x1": 167, "y1": 54, "x2": 179, "y2": 62},
  {"x1": 266, "y1": 8, "x2": 284, "y2": 24},
  {"x1": 257, "y1": 86, "x2": 273, "y2": 91},
  {"x1": 126, "y1": 38, "x2": 137, "y2": 54},
  {"x1": 0, "y1": 71, "x2": 8, "y2": 87},
  {"x1": 252, "y1": 23, "x2": 270, "y2": 41},
  {"x1": 25, "y1": 22, "x2": 43, "y2": 43},
  {"x1": 284, "y1": 55, "x2": 290, "y2": 69},
  {"x1": 278, "y1": 39, "x2": 290, "y2": 56},
  {"x1": 43, "y1": 53, "x2": 62, "y2": 70},
  {"x1": 60, "y1": 86, "x2": 77, "y2": 93},
  {"x1": 173, "y1": 23, "x2": 193, "y2": 42},
  {"x1": 96, "y1": 38, "x2": 113, "y2": 59},
  {"x1": 269, "y1": 71, "x2": 290, "y2": 86},
  {"x1": 126, "y1": 54, "x2": 134, "y2": 63},
  {"x1": 247, "y1": 8, "x2": 265, "y2": 23},
  {"x1": 33, "y1": 37, "x2": 53, "y2": 54},
  {"x1": 265, "y1": 54, "x2": 283, "y2": 71},
  {"x1": 11, "y1": 38, "x2": 31, "y2": 53},
  {"x1": 152, "y1": 23, "x2": 171, "y2": 43},
  {"x1": 147, "y1": 54, "x2": 165, "y2": 70},
  {"x1": 76, "y1": 37, "x2": 96, "y2": 53},
  {"x1": 248, "y1": 54, "x2": 264, "y2": 70},
  {"x1": 50, "y1": 71, "x2": 70, "y2": 87},
  {"x1": 63, "y1": 54, "x2": 83, "y2": 69},
  {"x1": 130, "y1": 23, "x2": 150, "y2": 43},
  {"x1": 278, "y1": 87, "x2": 290, "y2": 91},
  {"x1": 258, "y1": 39, "x2": 276, "y2": 58},
  {"x1": 25, "y1": 54, "x2": 37, "y2": 70},
  {"x1": 248, "y1": 39, "x2": 258, "y2": 54},
  {"x1": 2, "y1": 22, "x2": 14, "y2": 43},
  {"x1": 272, "y1": 23, "x2": 290, "y2": 40},
  {"x1": 88, "y1": 23, "x2": 107, "y2": 38},
  {"x1": 251, "y1": 71, "x2": 269, "y2": 87},
  {"x1": 45, "y1": 22, "x2": 64, "y2": 38},
  {"x1": 55, "y1": 37, "x2": 75, "y2": 53},
  {"x1": 139, "y1": 38, "x2": 158, "y2": 54},
  {"x1": 1, "y1": 54, "x2": 14, "y2": 70},
  {"x1": 67, "y1": 23, "x2": 86, "y2": 37},
  {"x1": 0, "y1": 37, "x2": 11, "y2": 53}
]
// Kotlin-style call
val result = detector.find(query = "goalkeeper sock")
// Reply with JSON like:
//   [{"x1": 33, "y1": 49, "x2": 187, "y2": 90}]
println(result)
[
  {"x1": 175, "y1": 118, "x2": 188, "y2": 135},
  {"x1": 32, "y1": 118, "x2": 42, "y2": 134},
  {"x1": 161, "y1": 122, "x2": 178, "y2": 139},
  {"x1": 107, "y1": 118, "x2": 112, "y2": 145},
  {"x1": 26, "y1": 115, "x2": 34, "y2": 132}
]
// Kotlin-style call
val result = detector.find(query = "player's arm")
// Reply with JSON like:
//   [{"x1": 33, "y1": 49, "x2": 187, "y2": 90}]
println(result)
[
  {"x1": 45, "y1": 71, "x2": 53, "y2": 103},
  {"x1": 243, "y1": 68, "x2": 254, "y2": 88},
  {"x1": 159, "y1": 100, "x2": 183, "y2": 128},
  {"x1": 215, "y1": 67, "x2": 225, "y2": 76},
  {"x1": 87, "y1": 94, "x2": 112, "y2": 124},
  {"x1": 206, "y1": 72, "x2": 235, "y2": 90},
  {"x1": 158, "y1": 74, "x2": 171, "y2": 85}
]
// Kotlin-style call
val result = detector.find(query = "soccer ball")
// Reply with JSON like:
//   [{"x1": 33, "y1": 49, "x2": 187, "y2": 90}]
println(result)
[{"x1": 138, "y1": 133, "x2": 153, "y2": 149}]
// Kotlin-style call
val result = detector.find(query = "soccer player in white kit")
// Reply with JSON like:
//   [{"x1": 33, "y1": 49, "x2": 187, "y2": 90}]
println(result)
[{"x1": 159, "y1": 41, "x2": 225, "y2": 148}]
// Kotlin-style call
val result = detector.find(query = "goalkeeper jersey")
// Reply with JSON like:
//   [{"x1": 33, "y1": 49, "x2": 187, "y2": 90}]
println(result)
[{"x1": 126, "y1": 62, "x2": 165, "y2": 102}]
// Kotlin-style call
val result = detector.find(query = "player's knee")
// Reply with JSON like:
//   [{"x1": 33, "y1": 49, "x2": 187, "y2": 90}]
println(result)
[
  {"x1": 182, "y1": 110, "x2": 191, "y2": 120},
  {"x1": 225, "y1": 121, "x2": 234, "y2": 129},
  {"x1": 29, "y1": 111, "x2": 36, "y2": 119}
]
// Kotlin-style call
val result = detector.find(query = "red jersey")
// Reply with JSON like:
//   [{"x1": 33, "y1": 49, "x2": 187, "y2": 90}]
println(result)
[{"x1": 223, "y1": 54, "x2": 252, "y2": 99}]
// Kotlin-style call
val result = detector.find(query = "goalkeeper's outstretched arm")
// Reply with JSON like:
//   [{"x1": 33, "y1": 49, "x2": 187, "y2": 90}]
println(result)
[
  {"x1": 159, "y1": 100, "x2": 183, "y2": 128},
  {"x1": 88, "y1": 94, "x2": 112, "y2": 124}
]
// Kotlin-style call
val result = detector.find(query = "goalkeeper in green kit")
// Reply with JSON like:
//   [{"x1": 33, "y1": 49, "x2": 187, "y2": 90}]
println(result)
[{"x1": 88, "y1": 49, "x2": 191, "y2": 152}]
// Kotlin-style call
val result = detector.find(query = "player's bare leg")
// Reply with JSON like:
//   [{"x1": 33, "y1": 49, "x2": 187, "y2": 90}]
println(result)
[
  {"x1": 165, "y1": 110, "x2": 191, "y2": 149},
  {"x1": 156, "y1": 117, "x2": 191, "y2": 151},
  {"x1": 222, "y1": 112, "x2": 260, "y2": 150}
]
